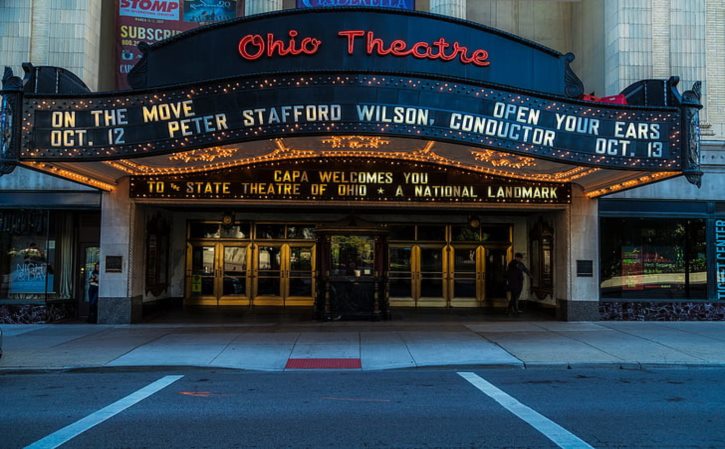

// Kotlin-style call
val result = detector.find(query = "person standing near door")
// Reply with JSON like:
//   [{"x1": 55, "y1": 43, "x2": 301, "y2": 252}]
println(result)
[
  {"x1": 505, "y1": 253, "x2": 532, "y2": 316},
  {"x1": 87, "y1": 262, "x2": 99, "y2": 323}
]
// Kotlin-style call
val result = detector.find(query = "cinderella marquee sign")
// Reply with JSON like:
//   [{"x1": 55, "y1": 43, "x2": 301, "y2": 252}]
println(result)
[{"x1": 0, "y1": 8, "x2": 703, "y2": 188}]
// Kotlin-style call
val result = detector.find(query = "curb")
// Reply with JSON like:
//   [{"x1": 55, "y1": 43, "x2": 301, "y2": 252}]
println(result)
[
  {"x1": 0, "y1": 365, "x2": 247, "y2": 375},
  {"x1": 4, "y1": 361, "x2": 725, "y2": 374}
]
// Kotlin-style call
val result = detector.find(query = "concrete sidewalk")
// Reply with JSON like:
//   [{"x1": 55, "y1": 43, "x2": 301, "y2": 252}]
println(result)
[{"x1": 2, "y1": 320, "x2": 725, "y2": 372}]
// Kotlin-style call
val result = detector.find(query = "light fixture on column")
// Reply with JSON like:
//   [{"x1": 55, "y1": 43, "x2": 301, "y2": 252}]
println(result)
[{"x1": 221, "y1": 211, "x2": 235, "y2": 229}]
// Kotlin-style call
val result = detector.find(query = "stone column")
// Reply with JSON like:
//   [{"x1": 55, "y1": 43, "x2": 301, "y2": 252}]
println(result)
[
  {"x1": 97, "y1": 177, "x2": 144, "y2": 324},
  {"x1": 245, "y1": 0, "x2": 283, "y2": 15},
  {"x1": 430, "y1": 0, "x2": 466, "y2": 19},
  {"x1": 554, "y1": 185, "x2": 600, "y2": 320}
]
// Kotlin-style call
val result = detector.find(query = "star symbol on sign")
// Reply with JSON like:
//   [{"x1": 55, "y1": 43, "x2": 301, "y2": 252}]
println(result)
[{"x1": 377, "y1": 188, "x2": 385, "y2": 194}]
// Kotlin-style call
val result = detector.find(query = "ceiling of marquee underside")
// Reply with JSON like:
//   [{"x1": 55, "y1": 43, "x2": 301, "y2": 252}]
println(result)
[{"x1": 22, "y1": 136, "x2": 679, "y2": 198}]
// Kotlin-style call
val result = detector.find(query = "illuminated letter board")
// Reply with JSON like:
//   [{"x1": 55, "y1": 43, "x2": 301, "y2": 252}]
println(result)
[
  {"x1": 23, "y1": 74, "x2": 680, "y2": 170},
  {"x1": 130, "y1": 159, "x2": 572, "y2": 204}
]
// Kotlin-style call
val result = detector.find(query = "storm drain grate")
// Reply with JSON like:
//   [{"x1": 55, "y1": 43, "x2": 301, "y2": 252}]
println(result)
[{"x1": 285, "y1": 358, "x2": 362, "y2": 369}]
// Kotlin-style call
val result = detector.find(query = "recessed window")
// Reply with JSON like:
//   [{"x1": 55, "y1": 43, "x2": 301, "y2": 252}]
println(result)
[
  {"x1": 600, "y1": 218, "x2": 707, "y2": 299},
  {"x1": 256, "y1": 224, "x2": 285, "y2": 240}
]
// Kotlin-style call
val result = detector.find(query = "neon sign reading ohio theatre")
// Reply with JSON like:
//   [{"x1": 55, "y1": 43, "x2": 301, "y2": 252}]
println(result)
[{"x1": 238, "y1": 29, "x2": 491, "y2": 67}]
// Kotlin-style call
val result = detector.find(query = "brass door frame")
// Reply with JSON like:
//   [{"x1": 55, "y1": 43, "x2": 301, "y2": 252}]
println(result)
[
  {"x1": 448, "y1": 245, "x2": 485, "y2": 307},
  {"x1": 218, "y1": 243, "x2": 252, "y2": 306},
  {"x1": 285, "y1": 243, "x2": 316, "y2": 307},
  {"x1": 416, "y1": 244, "x2": 448, "y2": 307},
  {"x1": 252, "y1": 242, "x2": 284, "y2": 306},
  {"x1": 253, "y1": 242, "x2": 316, "y2": 307},
  {"x1": 185, "y1": 242, "x2": 252, "y2": 306},
  {"x1": 388, "y1": 244, "x2": 416, "y2": 307},
  {"x1": 387, "y1": 243, "x2": 489, "y2": 308},
  {"x1": 185, "y1": 242, "x2": 218, "y2": 306}
]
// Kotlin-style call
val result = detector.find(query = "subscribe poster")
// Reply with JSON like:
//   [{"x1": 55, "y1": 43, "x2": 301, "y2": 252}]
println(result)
[{"x1": 116, "y1": 0, "x2": 243, "y2": 89}]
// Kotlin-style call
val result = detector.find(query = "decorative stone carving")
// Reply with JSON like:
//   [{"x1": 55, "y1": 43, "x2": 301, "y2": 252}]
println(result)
[{"x1": 600, "y1": 302, "x2": 725, "y2": 321}]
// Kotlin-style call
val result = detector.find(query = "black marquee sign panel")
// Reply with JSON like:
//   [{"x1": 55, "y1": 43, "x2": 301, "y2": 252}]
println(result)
[
  {"x1": 23, "y1": 74, "x2": 681, "y2": 170},
  {"x1": 0, "y1": 8, "x2": 703, "y2": 181},
  {"x1": 127, "y1": 8, "x2": 581, "y2": 97},
  {"x1": 129, "y1": 158, "x2": 572, "y2": 204}
]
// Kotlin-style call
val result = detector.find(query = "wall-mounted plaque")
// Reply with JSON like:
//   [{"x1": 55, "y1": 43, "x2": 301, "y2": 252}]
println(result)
[
  {"x1": 105, "y1": 256, "x2": 123, "y2": 273},
  {"x1": 577, "y1": 260, "x2": 594, "y2": 277}
]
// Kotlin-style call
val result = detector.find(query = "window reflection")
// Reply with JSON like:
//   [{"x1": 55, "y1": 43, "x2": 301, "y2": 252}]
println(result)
[
  {"x1": 287, "y1": 225, "x2": 315, "y2": 240},
  {"x1": 452, "y1": 225, "x2": 479, "y2": 242},
  {"x1": 600, "y1": 218, "x2": 707, "y2": 299},
  {"x1": 220, "y1": 224, "x2": 250, "y2": 239},
  {"x1": 331, "y1": 235, "x2": 374, "y2": 276},
  {"x1": 189, "y1": 223, "x2": 220, "y2": 239},
  {"x1": 258, "y1": 246, "x2": 281, "y2": 271},
  {"x1": 256, "y1": 224, "x2": 285, "y2": 239}
]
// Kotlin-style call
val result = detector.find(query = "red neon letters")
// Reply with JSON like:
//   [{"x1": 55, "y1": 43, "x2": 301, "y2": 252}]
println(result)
[
  {"x1": 337, "y1": 30, "x2": 490, "y2": 67},
  {"x1": 237, "y1": 29, "x2": 491, "y2": 68},
  {"x1": 238, "y1": 30, "x2": 322, "y2": 60}
]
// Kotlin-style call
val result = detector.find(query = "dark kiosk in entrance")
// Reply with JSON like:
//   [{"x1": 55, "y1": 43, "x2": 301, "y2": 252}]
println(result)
[{"x1": 315, "y1": 217, "x2": 389, "y2": 320}]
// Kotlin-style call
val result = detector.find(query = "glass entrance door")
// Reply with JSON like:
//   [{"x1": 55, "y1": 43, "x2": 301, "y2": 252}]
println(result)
[
  {"x1": 389, "y1": 245, "x2": 415, "y2": 307},
  {"x1": 388, "y1": 244, "x2": 488, "y2": 308},
  {"x1": 219, "y1": 244, "x2": 250, "y2": 305},
  {"x1": 449, "y1": 246, "x2": 485, "y2": 307},
  {"x1": 254, "y1": 244, "x2": 283, "y2": 306},
  {"x1": 286, "y1": 244, "x2": 315, "y2": 306},
  {"x1": 188, "y1": 245, "x2": 217, "y2": 305},
  {"x1": 387, "y1": 245, "x2": 448, "y2": 307},
  {"x1": 187, "y1": 244, "x2": 251, "y2": 306},
  {"x1": 485, "y1": 247, "x2": 511, "y2": 302},
  {"x1": 253, "y1": 243, "x2": 315, "y2": 307},
  {"x1": 417, "y1": 245, "x2": 447, "y2": 307}
]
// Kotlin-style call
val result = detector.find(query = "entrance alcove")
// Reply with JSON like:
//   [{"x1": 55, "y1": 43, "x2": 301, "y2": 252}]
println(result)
[{"x1": 314, "y1": 216, "x2": 389, "y2": 320}]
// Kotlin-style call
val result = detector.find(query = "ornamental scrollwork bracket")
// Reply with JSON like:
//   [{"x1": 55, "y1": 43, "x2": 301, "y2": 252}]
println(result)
[
  {"x1": 0, "y1": 66, "x2": 23, "y2": 176},
  {"x1": 563, "y1": 53, "x2": 584, "y2": 99},
  {"x1": 679, "y1": 80, "x2": 703, "y2": 188}
]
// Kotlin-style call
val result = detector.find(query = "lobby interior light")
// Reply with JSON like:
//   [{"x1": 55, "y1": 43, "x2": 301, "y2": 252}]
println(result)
[{"x1": 221, "y1": 210, "x2": 235, "y2": 229}]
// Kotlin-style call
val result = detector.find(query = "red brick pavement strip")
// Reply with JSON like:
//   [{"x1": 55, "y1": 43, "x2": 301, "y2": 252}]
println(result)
[{"x1": 285, "y1": 358, "x2": 362, "y2": 369}]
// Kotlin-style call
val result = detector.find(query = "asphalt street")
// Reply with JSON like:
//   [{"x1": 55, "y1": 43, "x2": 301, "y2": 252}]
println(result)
[{"x1": 3, "y1": 368, "x2": 725, "y2": 449}]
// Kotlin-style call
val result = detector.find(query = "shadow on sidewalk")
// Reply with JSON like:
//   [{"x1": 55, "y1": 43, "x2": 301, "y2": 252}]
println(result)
[{"x1": 141, "y1": 300, "x2": 557, "y2": 325}]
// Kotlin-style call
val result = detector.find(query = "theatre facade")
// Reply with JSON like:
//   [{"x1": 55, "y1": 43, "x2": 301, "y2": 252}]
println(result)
[{"x1": 0, "y1": 8, "x2": 713, "y2": 322}]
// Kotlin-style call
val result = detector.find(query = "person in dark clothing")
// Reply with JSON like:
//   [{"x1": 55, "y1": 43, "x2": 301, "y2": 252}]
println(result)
[
  {"x1": 505, "y1": 252, "x2": 532, "y2": 315},
  {"x1": 87, "y1": 262, "x2": 99, "y2": 323}
]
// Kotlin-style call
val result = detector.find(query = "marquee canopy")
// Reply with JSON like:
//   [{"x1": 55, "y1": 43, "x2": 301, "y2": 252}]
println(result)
[{"x1": 0, "y1": 8, "x2": 703, "y2": 201}]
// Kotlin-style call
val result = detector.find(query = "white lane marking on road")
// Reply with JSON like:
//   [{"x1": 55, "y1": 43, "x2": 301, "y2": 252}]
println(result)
[
  {"x1": 24, "y1": 375, "x2": 184, "y2": 449},
  {"x1": 458, "y1": 372, "x2": 595, "y2": 449}
]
